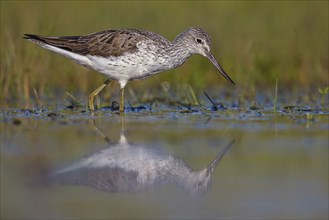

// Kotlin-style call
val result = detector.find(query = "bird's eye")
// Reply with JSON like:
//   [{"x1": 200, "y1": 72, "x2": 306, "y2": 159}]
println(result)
[{"x1": 196, "y1": 38, "x2": 202, "y2": 43}]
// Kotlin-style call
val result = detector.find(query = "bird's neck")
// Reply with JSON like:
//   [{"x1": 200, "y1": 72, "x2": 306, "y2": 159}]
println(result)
[
  {"x1": 165, "y1": 36, "x2": 192, "y2": 68},
  {"x1": 171, "y1": 33, "x2": 191, "y2": 52},
  {"x1": 171, "y1": 168, "x2": 210, "y2": 194},
  {"x1": 164, "y1": 164, "x2": 199, "y2": 186}
]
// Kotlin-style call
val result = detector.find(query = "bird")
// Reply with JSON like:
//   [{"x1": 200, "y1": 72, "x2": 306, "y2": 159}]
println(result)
[
  {"x1": 50, "y1": 127, "x2": 234, "y2": 195},
  {"x1": 24, "y1": 27, "x2": 235, "y2": 112}
]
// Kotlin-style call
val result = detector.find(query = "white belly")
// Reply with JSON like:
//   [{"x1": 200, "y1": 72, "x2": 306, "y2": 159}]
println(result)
[{"x1": 86, "y1": 49, "x2": 171, "y2": 88}]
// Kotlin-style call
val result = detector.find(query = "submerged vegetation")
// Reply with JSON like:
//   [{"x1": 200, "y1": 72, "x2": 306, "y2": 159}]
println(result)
[{"x1": 0, "y1": 1, "x2": 328, "y2": 109}]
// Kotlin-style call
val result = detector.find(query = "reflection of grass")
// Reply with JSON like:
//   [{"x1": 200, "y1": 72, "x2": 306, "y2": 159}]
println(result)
[{"x1": 1, "y1": 1, "x2": 328, "y2": 107}]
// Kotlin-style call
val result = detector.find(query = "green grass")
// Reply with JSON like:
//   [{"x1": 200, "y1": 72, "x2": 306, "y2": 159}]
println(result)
[{"x1": 1, "y1": 1, "x2": 328, "y2": 108}]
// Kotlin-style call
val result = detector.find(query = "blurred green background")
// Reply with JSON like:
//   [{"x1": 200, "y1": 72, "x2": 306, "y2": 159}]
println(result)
[{"x1": 1, "y1": 1, "x2": 328, "y2": 107}]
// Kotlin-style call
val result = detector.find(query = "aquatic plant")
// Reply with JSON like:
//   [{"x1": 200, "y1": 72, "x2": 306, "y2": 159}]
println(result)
[{"x1": 318, "y1": 86, "x2": 329, "y2": 106}]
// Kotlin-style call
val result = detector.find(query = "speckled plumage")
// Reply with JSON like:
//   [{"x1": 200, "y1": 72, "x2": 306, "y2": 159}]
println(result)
[{"x1": 24, "y1": 27, "x2": 235, "y2": 111}]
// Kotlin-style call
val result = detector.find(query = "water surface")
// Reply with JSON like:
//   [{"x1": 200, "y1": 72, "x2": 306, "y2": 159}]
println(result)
[{"x1": 1, "y1": 108, "x2": 328, "y2": 219}]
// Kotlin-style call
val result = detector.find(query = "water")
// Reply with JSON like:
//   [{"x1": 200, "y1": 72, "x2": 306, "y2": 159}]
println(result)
[{"x1": 1, "y1": 108, "x2": 328, "y2": 219}]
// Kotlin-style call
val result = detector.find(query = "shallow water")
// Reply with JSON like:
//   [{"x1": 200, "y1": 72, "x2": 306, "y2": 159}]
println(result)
[{"x1": 1, "y1": 107, "x2": 328, "y2": 219}]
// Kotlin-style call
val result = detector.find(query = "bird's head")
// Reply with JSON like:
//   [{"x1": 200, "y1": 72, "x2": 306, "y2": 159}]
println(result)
[{"x1": 184, "y1": 27, "x2": 235, "y2": 86}]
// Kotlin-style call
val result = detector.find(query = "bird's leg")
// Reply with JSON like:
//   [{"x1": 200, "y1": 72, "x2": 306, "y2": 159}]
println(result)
[
  {"x1": 120, "y1": 87, "x2": 125, "y2": 113},
  {"x1": 88, "y1": 78, "x2": 111, "y2": 111}
]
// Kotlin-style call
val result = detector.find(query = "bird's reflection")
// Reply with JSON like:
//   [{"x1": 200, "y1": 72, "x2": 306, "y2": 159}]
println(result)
[{"x1": 51, "y1": 119, "x2": 234, "y2": 196}]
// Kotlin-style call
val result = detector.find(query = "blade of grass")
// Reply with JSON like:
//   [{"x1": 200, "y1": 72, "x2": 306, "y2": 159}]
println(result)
[
  {"x1": 274, "y1": 79, "x2": 278, "y2": 114},
  {"x1": 23, "y1": 74, "x2": 30, "y2": 109},
  {"x1": 188, "y1": 84, "x2": 200, "y2": 106},
  {"x1": 65, "y1": 91, "x2": 82, "y2": 108},
  {"x1": 33, "y1": 88, "x2": 41, "y2": 108},
  {"x1": 204, "y1": 91, "x2": 218, "y2": 110}
]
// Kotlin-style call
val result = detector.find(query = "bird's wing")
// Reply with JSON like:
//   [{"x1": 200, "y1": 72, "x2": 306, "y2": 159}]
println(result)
[
  {"x1": 52, "y1": 166, "x2": 140, "y2": 192},
  {"x1": 24, "y1": 29, "x2": 146, "y2": 57}
]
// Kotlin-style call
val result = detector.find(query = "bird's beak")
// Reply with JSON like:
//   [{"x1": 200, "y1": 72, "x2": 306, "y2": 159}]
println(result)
[
  {"x1": 206, "y1": 140, "x2": 235, "y2": 176},
  {"x1": 205, "y1": 52, "x2": 235, "y2": 86}
]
